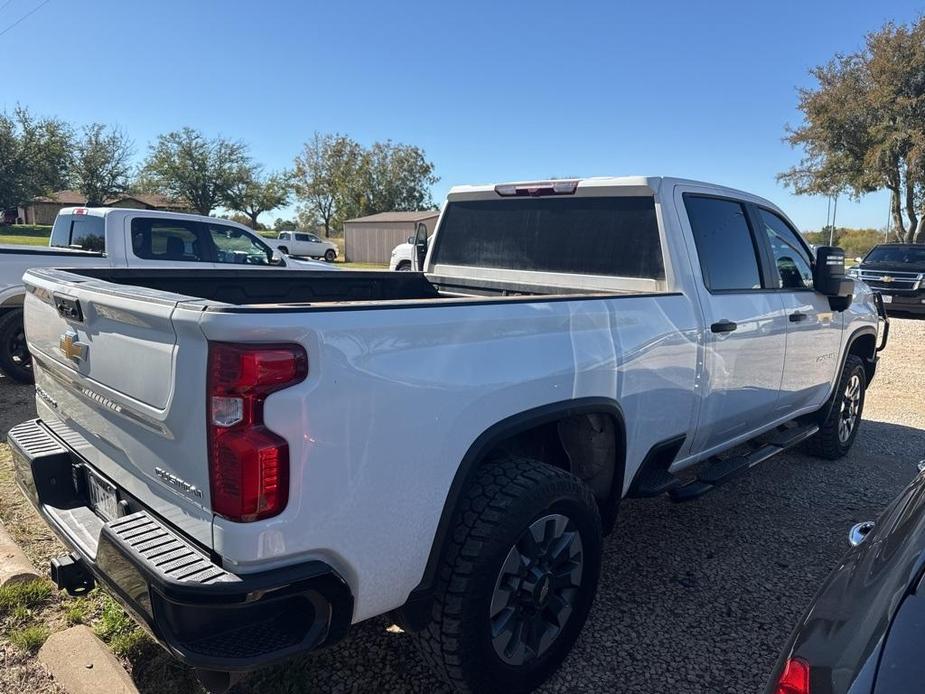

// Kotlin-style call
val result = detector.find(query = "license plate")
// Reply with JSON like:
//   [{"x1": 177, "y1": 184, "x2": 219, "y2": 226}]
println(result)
[
  {"x1": 86, "y1": 469, "x2": 119, "y2": 521},
  {"x1": 881, "y1": 294, "x2": 892, "y2": 304}
]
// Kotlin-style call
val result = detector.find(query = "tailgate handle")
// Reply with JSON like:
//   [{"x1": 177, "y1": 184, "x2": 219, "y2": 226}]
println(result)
[{"x1": 54, "y1": 295, "x2": 84, "y2": 323}]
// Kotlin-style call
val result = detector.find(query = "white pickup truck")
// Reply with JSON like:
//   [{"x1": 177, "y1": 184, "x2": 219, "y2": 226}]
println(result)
[
  {"x1": 0, "y1": 207, "x2": 333, "y2": 382},
  {"x1": 10, "y1": 177, "x2": 888, "y2": 693},
  {"x1": 269, "y1": 230, "x2": 339, "y2": 262}
]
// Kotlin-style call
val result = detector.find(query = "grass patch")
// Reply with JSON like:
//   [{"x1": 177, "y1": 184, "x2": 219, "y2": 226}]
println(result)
[
  {"x1": 0, "y1": 580, "x2": 54, "y2": 617},
  {"x1": 94, "y1": 594, "x2": 145, "y2": 656},
  {"x1": 0, "y1": 225, "x2": 51, "y2": 247},
  {"x1": 340, "y1": 261, "x2": 388, "y2": 270},
  {"x1": 8, "y1": 624, "x2": 50, "y2": 652},
  {"x1": 64, "y1": 598, "x2": 91, "y2": 626}
]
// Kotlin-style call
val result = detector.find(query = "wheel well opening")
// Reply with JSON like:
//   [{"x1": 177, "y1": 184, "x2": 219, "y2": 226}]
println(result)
[
  {"x1": 849, "y1": 333, "x2": 877, "y2": 382},
  {"x1": 481, "y1": 412, "x2": 625, "y2": 512}
]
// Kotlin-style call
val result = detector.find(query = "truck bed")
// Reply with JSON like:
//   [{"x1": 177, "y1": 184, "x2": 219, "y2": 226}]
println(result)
[{"x1": 58, "y1": 268, "x2": 641, "y2": 308}]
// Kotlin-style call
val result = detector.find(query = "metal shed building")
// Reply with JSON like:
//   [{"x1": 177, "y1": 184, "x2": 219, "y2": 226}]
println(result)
[{"x1": 343, "y1": 211, "x2": 440, "y2": 264}]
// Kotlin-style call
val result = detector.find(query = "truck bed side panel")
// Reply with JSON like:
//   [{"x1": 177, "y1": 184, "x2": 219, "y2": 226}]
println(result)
[{"x1": 204, "y1": 294, "x2": 700, "y2": 621}]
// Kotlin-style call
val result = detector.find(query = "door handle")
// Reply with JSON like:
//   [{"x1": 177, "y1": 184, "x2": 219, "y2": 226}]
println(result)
[
  {"x1": 789, "y1": 311, "x2": 809, "y2": 322},
  {"x1": 710, "y1": 319, "x2": 738, "y2": 334}
]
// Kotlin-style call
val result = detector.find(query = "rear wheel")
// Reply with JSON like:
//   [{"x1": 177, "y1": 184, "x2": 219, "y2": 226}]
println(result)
[
  {"x1": 804, "y1": 354, "x2": 866, "y2": 459},
  {"x1": 0, "y1": 309, "x2": 33, "y2": 384},
  {"x1": 414, "y1": 459, "x2": 602, "y2": 693},
  {"x1": 324, "y1": 249, "x2": 336, "y2": 262}
]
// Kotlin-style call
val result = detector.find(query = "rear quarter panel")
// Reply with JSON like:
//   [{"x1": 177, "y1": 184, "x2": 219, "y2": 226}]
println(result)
[{"x1": 203, "y1": 293, "x2": 700, "y2": 622}]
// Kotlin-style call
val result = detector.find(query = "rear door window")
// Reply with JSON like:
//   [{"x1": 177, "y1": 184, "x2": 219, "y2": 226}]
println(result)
[
  {"x1": 432, "y1": 196, "x2": 664, "y2": 278},
  {"x1": 131, "y1": 218, "x2": 208, "y2": 262},
  {"x1": 684, "y1": 196, "x2": 763, "y2": 291},
  {"x1": 50, "y1": 215, "x2": 106, "y2": 252}
]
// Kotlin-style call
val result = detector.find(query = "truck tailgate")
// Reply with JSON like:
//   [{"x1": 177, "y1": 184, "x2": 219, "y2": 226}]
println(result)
[{"x1": 23, "y1": 270, "x2": 213, "y2": 548}]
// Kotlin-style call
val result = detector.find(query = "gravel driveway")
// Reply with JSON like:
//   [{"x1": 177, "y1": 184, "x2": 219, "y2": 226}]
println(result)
[{"x1": 1, "y1": 317, "x2": 922, "y2": 694}]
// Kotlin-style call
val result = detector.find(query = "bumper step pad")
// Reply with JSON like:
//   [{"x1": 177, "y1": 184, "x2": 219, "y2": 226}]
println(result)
[{"x1": 107, "y1": 514, "x2": 231, "y2": 585}]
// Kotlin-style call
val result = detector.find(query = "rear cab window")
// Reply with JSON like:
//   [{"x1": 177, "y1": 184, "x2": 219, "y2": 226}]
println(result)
[
  {"x1": 431, "y1": 196, "x2": 665, "y2": 283},
  {"x1": 50, "y1": 214, "x2": 106, "y2": 252}
]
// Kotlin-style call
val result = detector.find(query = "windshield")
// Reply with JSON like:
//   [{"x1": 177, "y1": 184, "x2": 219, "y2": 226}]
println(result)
[
  {"x1": 432, "y1": 196, "x2": 664, "y2": 279},
  {"x1": 49, "y1": 215, "x2": 106, "y2": 252},
  {"x1": 864, "y1": 245, "x2": 925, "y2": 265}
]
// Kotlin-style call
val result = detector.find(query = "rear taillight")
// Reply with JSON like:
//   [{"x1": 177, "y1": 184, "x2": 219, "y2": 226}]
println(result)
[
  {"x1": 207, "y1": 342, "x2": 308, "y2": 522},
  {"x1": 775, "y1": 658, "x2": 810, "y2": 694}
]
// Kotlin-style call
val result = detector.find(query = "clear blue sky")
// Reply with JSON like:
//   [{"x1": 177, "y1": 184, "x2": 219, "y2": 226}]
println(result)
[{"x1": 3, "y1": 0, "x2": 921, "y2": 229}]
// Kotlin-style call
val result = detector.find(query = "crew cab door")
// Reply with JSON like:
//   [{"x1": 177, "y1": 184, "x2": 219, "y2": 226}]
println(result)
[
  {"x1": 679, "y1": 192, "x2": 788, "y2": 454},
  {"x1": 754, "y1": 208, "x2": 842, "y2": 412}
]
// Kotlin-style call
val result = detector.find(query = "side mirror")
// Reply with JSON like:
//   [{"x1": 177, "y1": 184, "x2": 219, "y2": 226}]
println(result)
[
  {"x1": 407, "y1": 235, "x2": 415, "y2": 245},
  {"x1": 412, "y1": 222, "x2": 429, "y2": 271},
  {"x1": 814, "y1": 245, "x2": 853, "y2": 309}
]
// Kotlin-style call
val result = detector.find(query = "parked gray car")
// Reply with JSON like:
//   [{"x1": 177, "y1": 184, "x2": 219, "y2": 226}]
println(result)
[{"x1": 767, "y1": 462, "x2": 925, "y2": 694}]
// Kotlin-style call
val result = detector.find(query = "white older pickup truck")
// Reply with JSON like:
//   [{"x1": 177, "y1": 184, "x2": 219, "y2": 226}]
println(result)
[
  {"x1": 0, "y1": 207, "x2": 333, "y2": 382},
  {"x1": 10, "y1": 177, "x2": 887, "y2": 693}
]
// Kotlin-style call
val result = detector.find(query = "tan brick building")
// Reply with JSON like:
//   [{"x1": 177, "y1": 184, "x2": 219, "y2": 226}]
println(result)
[{"x1": 17, "y1": 191, "x2": 189, "y2": 225}]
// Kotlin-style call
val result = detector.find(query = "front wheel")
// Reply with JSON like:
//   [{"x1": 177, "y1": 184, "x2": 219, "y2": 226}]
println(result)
[
  {"x1": 277, "y1": 245, "x2": 289, "y2": 255},
  {"x1": 324, "y1": 249, "x2": 336, "y2": 262},
  {"x1": 804, "y1": 354, "x2": 867, "y2": 459},
  {"x1": 414, "y1": 459, "x2": 602, "y2": 693},
  {"x1": 0, "y1": 309, "x2": 33, "y2": 384}
]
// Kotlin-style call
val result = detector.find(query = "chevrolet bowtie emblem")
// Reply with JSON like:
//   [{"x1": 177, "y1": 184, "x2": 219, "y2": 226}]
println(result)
[
  {"x1": 880, "y1": 275, "x2": 894, "y2": 283},
  {"x1": 59, "y1": 331, "x2": 87, "y2": 363}
]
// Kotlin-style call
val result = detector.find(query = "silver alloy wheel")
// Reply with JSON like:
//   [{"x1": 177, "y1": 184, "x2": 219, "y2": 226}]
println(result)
[
  {"x1": 489, "y1": 513, "x2": 583, "y2": 666},
  {"x1": 838, "y1": 373, "x2": 862, "y2": 443}
]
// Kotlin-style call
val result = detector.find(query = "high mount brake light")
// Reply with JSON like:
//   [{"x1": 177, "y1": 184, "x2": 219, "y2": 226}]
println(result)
[
  {"x1": 775, "y1": 658, "x2": 810, "y2": 694},
  {"x1": 207, "y1": 342, "x2": 308, "y2": 522},
  {"x1": 494, "y1": 180, "x2": 579, "y2": 197}
]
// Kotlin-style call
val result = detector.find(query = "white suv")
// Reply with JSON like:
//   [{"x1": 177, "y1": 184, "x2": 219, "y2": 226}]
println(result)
[{"x1": 274, "y1": 231, "x2": 338, "y2": 262}]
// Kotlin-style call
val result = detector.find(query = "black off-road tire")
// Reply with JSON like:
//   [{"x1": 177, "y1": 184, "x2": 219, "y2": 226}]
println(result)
[
  {"x1": 324, "y1": 249, "x2": 336, "y2": 262},
  {"x1": 277, "y1": 245, "x2": 289, "y2": 254},
  {"x1": 396, "y1": 260, "x2": 412, "y2": 271},
  {"x1": 804, "y1": 354, "x2": 866, "y2": 460},
  {"x1": 0, "y1": 309, "x2": 32, "y2": 384},
  {"x1": 414, "y1": 459, "x2": 603, "y2": 693}
]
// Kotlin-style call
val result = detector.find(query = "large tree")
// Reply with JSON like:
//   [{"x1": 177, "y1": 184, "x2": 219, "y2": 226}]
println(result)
[
  {"x1": 293, "y1": 133, "x2": 438, "y2": 236},
  {"x1": 780, "y1": 18, "x2": 925, "y2": 243},
  {"x1": 73, "y1": 123, "x2": 133, "y2": 206},
  {"x1": 223, "y1": 168, "x2": 291, "y2": 229},
  {"x1": 359, "y1": 140, "x2": 438, "y2": 214},
  {"x1": 140, "y1": 127, "x2": 251, "y2": 215},
  {"x1": 0, "y1": 107, "x2": 73, "y2": 211},
  {"x1": 293, "y1": 132, "x2": 365, "y2": 237}
]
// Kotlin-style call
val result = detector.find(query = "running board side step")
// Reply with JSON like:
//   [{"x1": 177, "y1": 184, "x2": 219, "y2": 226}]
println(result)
[{"x1": 669, "y1": 423, "x2": 819, "y2": 503}]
